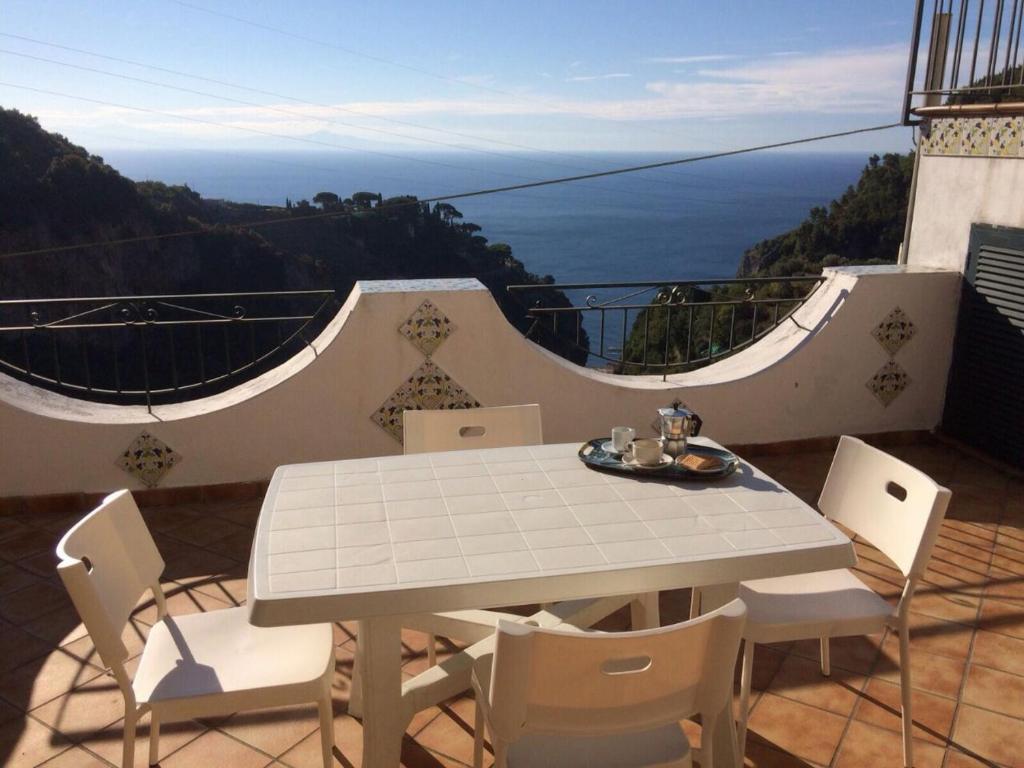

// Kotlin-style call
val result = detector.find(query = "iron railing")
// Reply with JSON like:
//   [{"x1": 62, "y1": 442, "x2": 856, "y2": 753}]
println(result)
[
  {"x1": 507, "y1": 276, "x2": 826, "y2": 378},
  {"x1": 0, "y1": 290, "x2": 337, "y2": 407},
  {"x1": 903, "y1": 0, "x2": 1024, "y2": 123}
]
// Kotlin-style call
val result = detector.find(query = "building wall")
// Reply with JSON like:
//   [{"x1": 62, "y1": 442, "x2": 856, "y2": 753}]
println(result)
[
  {"x1": 907, "y1": 115, "x2": 1024, "y2": 272},
  {"x1": 0, "y1": 268, "x2": 959, "y2": 499}
]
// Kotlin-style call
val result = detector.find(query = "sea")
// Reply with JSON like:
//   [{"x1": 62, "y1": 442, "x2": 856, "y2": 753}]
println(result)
[
  {"x1": 100, "y1": 149, "x2": 869, "y2": 361},
  {"x1": 101, "y1": 150, "x2": 869, "y2": 284}
]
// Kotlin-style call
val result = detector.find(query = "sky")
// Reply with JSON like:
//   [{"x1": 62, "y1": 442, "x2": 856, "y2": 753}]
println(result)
[{"x1": 0, "y1": 1, "x2": 919, "y2": 157}]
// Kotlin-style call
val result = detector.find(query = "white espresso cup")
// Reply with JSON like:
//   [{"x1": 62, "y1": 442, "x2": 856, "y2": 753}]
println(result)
[
  {"x1": 631, "y1": 438, "x2": 664, "y2": 466},
  {"x1": 611, "y1": 426, "x2": 636, "y2": 453}
]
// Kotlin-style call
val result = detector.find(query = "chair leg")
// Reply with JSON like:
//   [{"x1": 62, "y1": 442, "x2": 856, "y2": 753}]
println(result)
[
  {"x1": 123, "y1": 710, "x2": 137, "y2": 768},
  {"x1": 689, "y1": 587, "x2": 702, "y2": 619},
  {"x1": 898, "y1": 625, "x2": 914, "y2": 768},
  {"x1": 148, "y1": 711, "x2": 160, "y2": 766},
  {"x1": 737, "y1": 639, "x2": 755, "y2": 759},
  {"x1": 473, "y1": 697, "x2": 485, "y2": 768},
  {"x1": 820, "y1": 636, "x2": 831, "y2": 677},
  {"x1": 427, "y1": 634, "x2": 437, "y2": 667},
  {"x1": 349, "y1": 641, "x2": 363, "y2": 719},
  {"x1": 318, "y1": 690, "x2": 335, "y2": 768}
]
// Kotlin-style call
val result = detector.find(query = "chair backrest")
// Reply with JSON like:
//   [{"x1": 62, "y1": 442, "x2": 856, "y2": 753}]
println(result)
[
  {"x1": 403, "y1": 404, "x2": 543, "y2": 454},
  {"x1": 486, "y1": 599, "x2": 745, "y2": 743},
  {"x1": 818, "y1": 436, "x2": 952, "y2": 578},
  {"x1": 56, "y1": 490, "x2": 165, "y2": 669}
]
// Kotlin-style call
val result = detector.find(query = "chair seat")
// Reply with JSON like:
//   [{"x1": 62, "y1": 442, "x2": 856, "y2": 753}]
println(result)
[
  {"x1": 507, "y1": 724, "x2": 692, "y2": 768},
  {"x1": 134, "y1": 606, "x2": 333, "y2": 705},
  {"x1": 739, "y1": 568, "x2": 894, "y2": 644}
]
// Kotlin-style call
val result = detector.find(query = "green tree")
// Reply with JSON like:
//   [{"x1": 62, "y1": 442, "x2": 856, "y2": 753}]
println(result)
[{"x1": 312, "y1": 191, "x2": 339, "y2": 209}]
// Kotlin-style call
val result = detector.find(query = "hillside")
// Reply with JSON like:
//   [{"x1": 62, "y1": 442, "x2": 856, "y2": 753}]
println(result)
[
  {"x1": 0, "y1": 109, "x2": 584, "y2": 385},
  {"x1": 617, "y1": 151, "x2": 914, "y2": 373},
  {"x1": 738, "y1": 152, "x2": 913, "y2": 278}
]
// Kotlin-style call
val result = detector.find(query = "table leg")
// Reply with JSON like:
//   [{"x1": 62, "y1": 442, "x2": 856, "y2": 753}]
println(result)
[
  {"x1": 629, "y1": 591, "x2": 661, "y2": 629},
  {"x1": 357, "y1": 616, "x2": 405, "y2": 768},
  {"x1": 698, "y1": 582, "x2": 739, "y2": 613}
]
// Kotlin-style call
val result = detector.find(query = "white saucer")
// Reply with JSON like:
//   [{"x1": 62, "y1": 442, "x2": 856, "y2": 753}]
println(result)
[
  {"x1": 600, "y1": 440, "x2": 624, "y2": 455},
  {"x1": 621, "y1": 453, "x2": 673, "y2": 471}
]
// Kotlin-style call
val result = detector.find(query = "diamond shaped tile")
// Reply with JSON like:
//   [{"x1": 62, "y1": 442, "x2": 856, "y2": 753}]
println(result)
[
  {"x1": 399, "y1": 299, "x2": 455, "y2": 356},
  {"x1": 866, "y1": 360, "x2": 911, "y2": 407},
  {"x1": 371, "y1": 359, "x2": 481, "y2": 443},
  {"x1": 871, "y1": 307, "x2": 916, "y2": 355},
  {"x1": 116, "y1": 430, "x2": 181, "y2": 488}
]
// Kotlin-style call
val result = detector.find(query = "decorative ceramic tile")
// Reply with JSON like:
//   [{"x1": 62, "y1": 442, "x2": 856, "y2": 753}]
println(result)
[
  {"x1": 988, "y1": 116, "x2": 1022, "y2": 157},
  {"x1": 871, "y1": 306, "x2": 917, "y2": 355},
  {"x1": 359, "y1": 278, "x2": 485, "y2": 293},
  {"x1": 399, "y1": 299, "x2": 455, "y2": 356},
  {"x1": 116, "y1": 430, "x2": 181, "y2": 488},
  {"x1": 923, "y1": 118, "x2": 962, "y2": 155},
  {"x1": 371, "y1": 359, "x2": 481, "y2": 443},
  {"x1": 963, "y1": 117, "x2": 990, "y2": 156},
  {"x1": 866, "y1": 360, "x2": 911, "y2": 407}
]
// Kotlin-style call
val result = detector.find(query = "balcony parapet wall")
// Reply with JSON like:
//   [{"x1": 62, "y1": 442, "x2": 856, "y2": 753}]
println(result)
[{"x1": 0, "y1": 267, "x2": 959, "y2": 499}]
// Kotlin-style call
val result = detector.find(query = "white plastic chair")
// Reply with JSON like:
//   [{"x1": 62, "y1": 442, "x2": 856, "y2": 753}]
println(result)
[
  {"x1": 56, "y1": 490, "x2": 336, "y2": 768},
  {"x1": 403, "y1": 404, "x2": 544, "y2": 454},
  {"x1": 471, "y1": 599, "x2": 747, "y2": 768},
  {"x1": 731, "y1": 436, "x2": 951, "y2": 767}
]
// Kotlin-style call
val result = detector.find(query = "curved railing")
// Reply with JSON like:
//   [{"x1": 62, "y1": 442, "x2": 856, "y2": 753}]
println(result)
[
  {"x1": 507, "y1": 276, "x2": 825, "y2": 378},
  {"x1": 0, "y1": 290, "x2": 337, "y2": 407}
]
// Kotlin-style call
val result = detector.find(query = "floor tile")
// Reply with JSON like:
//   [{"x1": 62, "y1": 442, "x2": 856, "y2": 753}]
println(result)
[
  {"x1": 31, "y1": 670, "x2": 130, "y2": 742},
  {"x1": 766, "y1": 653, "x2": 864, "y2": 716},
  {"x1": 158, "y1": 728, "x2": 273, "y2": 768},
  {"x1": 0, "y1": 580, "x2": 71, "y2": 624},
  {"x1": 962, "y1": 664, "x2": 1024, "y2": 719},
  {"x1": 853, "y1": 677, "x2": 956, "y2": 745},
  {"x1": 36, "y1": 744, "x2": 109, "y2": 767},
  {"x1": 0, "y1": 648, "x2": 104, "y2": 713},
  {"x1": 218, "y1": 703, "x2": 322, "y2": 759},
  {"x1": 0, "y1": 562, "x2": 41, "y2": 595},
  {"x1": 952, "y1": 704, "x2": 1024, "y2": 767},
  {"x1": 746, "y1": 693, "x2": 846, "y2": 766},
  {"x1": 875, "y1": 641, "x2": 967, "y2": 699},
  {"x1": 970, "y1": 628, "x2": 1024, "y2": 677},
  {"x1": 0, "y1": 715, "x2": 73, "y2": 767},
  {"x1": 834, "y1": 720, "x2": 945, "y2": 768},
  {"x1": 791, "y1": 633, "x2": 883, "y2": 676},
  {"x1": 82, "y1": 716, "x2": 210, "y2": 768},
  {"x1": 977, "y1": 596, "x2": 1024, "y2": 640}
]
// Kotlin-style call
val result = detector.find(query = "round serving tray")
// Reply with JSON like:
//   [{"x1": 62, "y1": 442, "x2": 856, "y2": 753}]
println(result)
[{"x1": 578, "y1": 438, "x2": 739, "y2": 480}]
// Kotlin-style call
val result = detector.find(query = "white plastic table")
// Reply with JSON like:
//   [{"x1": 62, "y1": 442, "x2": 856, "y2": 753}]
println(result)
[{"x1": 248, "y1": 438, "x2": 855, "y2": 768}]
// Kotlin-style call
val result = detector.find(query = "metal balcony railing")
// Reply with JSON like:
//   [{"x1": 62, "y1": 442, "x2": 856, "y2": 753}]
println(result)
[
  {"x1": 904, "y1": 0, "x2": 1024, "y2": 123},
  {"x1": 0, "y1": 290, "x2": 337, "y2": 407},
  {"x1": 507, "y1": 276, "x2": 826, "y2": 379}
]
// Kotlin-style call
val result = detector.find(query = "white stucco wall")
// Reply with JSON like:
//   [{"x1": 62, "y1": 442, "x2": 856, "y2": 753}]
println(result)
[
  {"x1": 0, "y1": 267, "x2": 960, "y2": 498},
  {"x1": 907, "y1": 152, "x2": 1024, "y2": 272}
]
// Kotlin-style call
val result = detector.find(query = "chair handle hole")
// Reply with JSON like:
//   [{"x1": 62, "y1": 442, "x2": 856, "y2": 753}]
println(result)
[
  {"x1": 886, "y1": 481, "x2": 908, "y2": 502},
  {"x1": 459, "y1": 426, "x2": 487, "y2": 438},
  {"x1": 81, "y1": 555, "x2": 94, "y2": 572},
  {"x1": 601, "y1": 656, "x2": 652, "y2": 676}
]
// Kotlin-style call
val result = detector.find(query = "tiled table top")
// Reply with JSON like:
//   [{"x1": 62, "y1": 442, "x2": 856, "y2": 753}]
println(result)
[{"x1": 248, "y1": 439, "x2": 855, "y2": 625}]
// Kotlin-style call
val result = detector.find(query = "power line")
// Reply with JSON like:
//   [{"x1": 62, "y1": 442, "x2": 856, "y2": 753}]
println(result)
[{"x1": 0, "y1": 121, "x2": 902, "y2": 260}]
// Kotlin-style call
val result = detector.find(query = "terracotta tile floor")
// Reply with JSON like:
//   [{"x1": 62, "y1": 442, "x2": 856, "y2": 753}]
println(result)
[{"x1": 0, "y1": 437, "x2": 1021, "y2": 767}]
